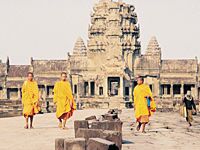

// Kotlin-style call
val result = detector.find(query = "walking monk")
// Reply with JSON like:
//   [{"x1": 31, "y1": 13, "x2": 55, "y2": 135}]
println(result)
[
  {"x1": 53, "y1": 72, "x2": 76, "y2": 129},
  {"x1": 133, "y1": 76, "x2": 156, "y2": 133},
  {"x1": 22, "y1": 72, "x2": 39, "y2": 129}
]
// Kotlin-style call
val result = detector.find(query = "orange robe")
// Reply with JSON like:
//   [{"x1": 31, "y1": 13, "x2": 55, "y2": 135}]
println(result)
[
  {"x1": 53, "y1": 81, "x2": 76, "y2": 119},
  {"x1": 22, "y1": 80, "x2": 39, "y2": 117},
  {"x1": 133, "y1": 84, "x2": 156, "y2": 123}
]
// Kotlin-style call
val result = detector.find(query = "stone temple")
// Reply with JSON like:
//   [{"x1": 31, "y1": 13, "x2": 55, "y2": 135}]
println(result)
[{"x1": 0, "y1": 0, "x2": 200, "y2": 111}]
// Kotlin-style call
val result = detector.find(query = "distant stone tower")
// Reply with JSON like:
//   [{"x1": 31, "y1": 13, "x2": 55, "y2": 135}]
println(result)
[
  {"x1": 145, "y1": 36, "x2": 162, "y2": 70},
  {"x1": 146, "y1": 36, "x2": 161, "y2": 57},
  {"x1": 134, "y1": 36, "x2": 161, "y2": 77},
  {"x1": 73, "y1": 37, "x2": 87, "y2": 56},
  {"x1": 70, "y1": 37, "x2": 87, "y2": 74},
  {"x1": 87, "y1": 0, "x2": 140, "y2": 72}
]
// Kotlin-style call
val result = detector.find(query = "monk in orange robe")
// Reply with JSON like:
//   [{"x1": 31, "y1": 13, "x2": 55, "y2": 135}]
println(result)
[
  {"x1": 133, "y1": 76, "x2": 156, "y2": 133},
  {"x1": 22, "y1": 72, "x2": 40, "y2": 129},
  {"x1": 53, "y1": 72, "x2": 76, "y2": 129}
]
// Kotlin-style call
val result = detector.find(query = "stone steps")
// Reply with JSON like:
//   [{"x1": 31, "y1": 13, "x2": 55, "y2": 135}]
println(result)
[
  {"x1": 0, "y1": 100, "x2": 23, "y2": 118},
  {"x1": 0, "y1": 98, "x2": 56, "y2": 118}
]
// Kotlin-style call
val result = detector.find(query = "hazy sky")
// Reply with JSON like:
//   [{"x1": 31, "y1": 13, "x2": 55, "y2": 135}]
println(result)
[{"x1": 0, "y1": 0, "x2": 200, "y2": 64}]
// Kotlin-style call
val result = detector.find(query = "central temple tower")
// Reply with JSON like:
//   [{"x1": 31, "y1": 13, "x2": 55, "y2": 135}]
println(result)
[
  {"x1": 87, "y1": 0, "x2": 140, "y2": 72},
  {"x1": 70, "y1": 0, "x2": 141, "y2": 108}
]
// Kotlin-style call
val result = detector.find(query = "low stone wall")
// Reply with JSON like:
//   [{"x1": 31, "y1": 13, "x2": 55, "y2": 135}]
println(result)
[
  {"x1": 55, "y1": 109, "x2": 123, "y2": 150},
  {"x1": 0, "y1": 98, "x2": 56, "y2": 118},
  {"x1": 0, "y1": 100, "x2": 22, "y2": 118},
  {"x1": 156, "y1": 98, "x2": 200, "y2": 112}
]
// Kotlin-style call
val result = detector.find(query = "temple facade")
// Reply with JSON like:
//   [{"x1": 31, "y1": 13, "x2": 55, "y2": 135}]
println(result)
[{"x1": 0, "y1": 0, "x2": 200, "y2": 109}]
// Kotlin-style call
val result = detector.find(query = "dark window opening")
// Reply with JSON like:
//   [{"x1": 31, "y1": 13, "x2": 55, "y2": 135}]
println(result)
[
  {"x1": 99, "y1": 87, "x2": 103, "y2": 96},
  {"x1": 161, "y1": 85, "x2": 171, "y2": 95},
  {"x1": 74, "y1": 85, "x2": 77, "y2": 94},
  {"x1": 125, "y1": 87, "x2": 129, "y2": 96},
  {"x1": 173, "y1": 85, "x2": 181, "y2": 95},
  {"x1": 184, "y1": 84, "x2": 195, "y2": 94},
  {"x1": 84, "y1": 82, "x2": 89, "y2": 96},
  {"x1": 7, "y1": 88, "x2": 18, "y2": 99},
  {"x1": 90, "y1": 81, "x2": 95, "y2": 96},
  {"x1": 108, "y1": 77, "x2": 120, "y2": 96},
  {"x1": 47, "y1": 86, "x2": 54, "y2": 97}
]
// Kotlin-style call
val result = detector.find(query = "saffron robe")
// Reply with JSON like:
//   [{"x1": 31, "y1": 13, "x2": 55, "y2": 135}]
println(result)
[
  {"x1": 133, "y1": 84, "x2": 156, "y2": 122},
  {"x1": 22, "y1": 80, "x2": 39, "y2": 117},
  {"x1": 53, "y1": 81, "x2": 76, "y2": 119}
]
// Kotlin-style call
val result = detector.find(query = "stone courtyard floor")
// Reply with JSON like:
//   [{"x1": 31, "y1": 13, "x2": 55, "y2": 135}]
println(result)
[{"x1": 0, "y1": 109, "x2": 200, "y2": 150}]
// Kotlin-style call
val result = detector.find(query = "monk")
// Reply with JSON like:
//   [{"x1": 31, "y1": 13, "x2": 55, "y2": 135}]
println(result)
[
  {"x1": 133, "y1": 76, "x2": 156, "y2": 133},
  {"x1": 53, "y1": 72, "x2": 76, "y2": 129},
  {"x1": 22, "y1": 72, "x2": 40, "y2": 129}
]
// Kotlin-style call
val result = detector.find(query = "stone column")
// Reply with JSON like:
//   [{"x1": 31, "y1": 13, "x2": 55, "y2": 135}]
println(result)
[
  {"x1": 181, "y1": 83, "x2": 184, "y2": 98},
  {"x1": 3, "y1": 87, "x2": 7, "y2": 99},
  {"x1": 105, "y1": 77, "x2": 108, "y2": 97},
  {"x1": 170, "y1": 83, "x2": 174, "y2": 98},
  {"x1": 129, "y1": 84, "x2": 132, "y2": 97},
  {"x1": 88, "y1": 81, "x2": 91, "y2": 96},
  {"x1": 164, "y1": 85, "x2": 167, "y2": 95},
  {"x1": 44, "y1": 84, "x2": 47, "y2": 99},
  {"x1": 158, "y1": 81, "x2": 162, "y2": 97},
  {"x1": 120, "y1": 77, "x2": 123, "y2": 97},
  {"x1": 18, "y1": 85, "x2": 21, "y2": 100},
  {"x1": 129, "y1": 82, "x2": 133, "y2": 102},
  {"x1": 76, "y1": 82, "x2": 80, "y2": 109},
  {"x1": 194, "y1": 84, "x2": 198, "y2": 100},
  {"x1": 96, "y1": 85, "x2": 99, "y2": 96}
]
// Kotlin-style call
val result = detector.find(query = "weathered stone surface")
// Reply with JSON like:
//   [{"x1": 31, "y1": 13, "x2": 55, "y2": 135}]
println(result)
[
  {"x1": 102, "y1": 113, "x2": 119, "y2": 121},
  {"x1": 55, "y1": 138, "x2": 65, "y2": 150},
  {"x1": 2, "y1": 109, "x2": 200, "y2": 150},
  {"x1": 87, "y1": 138, "x2": 119, "y2": 150},
  {"x1": 75, "y1": 128, "x2": 102, "y2": 140},
  {"x1": 156, "y1": 108, "x2": 174, "y2": 112},
  {"x1": 91, "y1": 121, "x2": 123, "y2": 132},
  {"x1": 74, "y1": 120, "x2": 89, "y2": 137},
  {"x1": 102, "y1": 131, "x2": 122, "y2": 150},
  {"x1": 64, "y1": 138, "x2": 86, "y2": 150},
  {"x1": 85, "y1": 115, "x2": 97, "y2": 121},
  {"x1": 108, "y1": 109, "x2": 122, "y2": 115},
  {"x1": 75, "y1": 128, "x2": 122, "y2": 150},
  {"x1": 0, "y1": 100, "x2": 23, "y2": 118}
]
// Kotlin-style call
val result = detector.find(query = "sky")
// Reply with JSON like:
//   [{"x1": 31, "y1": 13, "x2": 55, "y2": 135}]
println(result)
[{"x1": 0, "y1": 0, "x2": 200, "y2": 65}]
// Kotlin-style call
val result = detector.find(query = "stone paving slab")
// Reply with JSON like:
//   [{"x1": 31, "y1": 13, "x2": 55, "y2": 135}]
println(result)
[{"x1": 0, "y1": 109, "x2": 200, "y2": 150}]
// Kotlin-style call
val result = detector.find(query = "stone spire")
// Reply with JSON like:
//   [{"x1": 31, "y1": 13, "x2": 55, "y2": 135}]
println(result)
[
  {"x1": 73, "y1": 37, "x2": 87, "y2": 56},
  {"x1": 146, "y1": 36, "x2": 161, "y2": 54}
]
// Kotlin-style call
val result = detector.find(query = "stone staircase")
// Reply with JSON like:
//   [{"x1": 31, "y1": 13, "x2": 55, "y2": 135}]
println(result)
[
  {"x1": 0, "y1": 100, "x2": 22, "y2": 118},
  {"x1": 0, "y1": 98, "x2": 57, "y2": 118}
]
